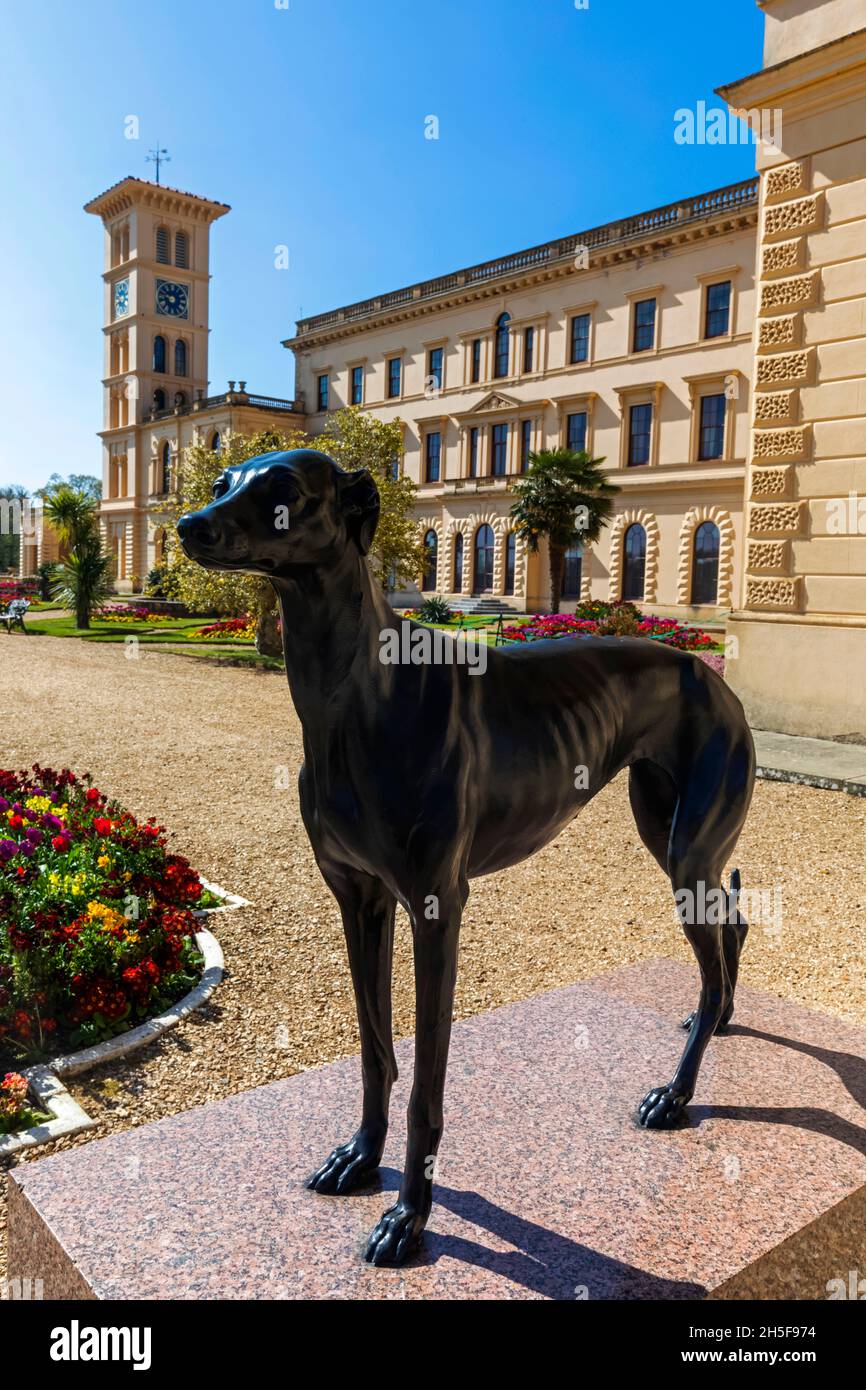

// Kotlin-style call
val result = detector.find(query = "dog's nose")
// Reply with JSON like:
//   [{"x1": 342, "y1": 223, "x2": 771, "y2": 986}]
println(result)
[{"x1": 177, "y1": 513, "x2": 220, "y2": 548}]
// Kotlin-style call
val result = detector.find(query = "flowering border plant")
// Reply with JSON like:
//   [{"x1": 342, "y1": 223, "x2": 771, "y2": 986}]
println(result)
[
  {"x1": 0, "y1": 765, "x2": 205, "y2": 1061},
  {"x1": 503, "y1": 601, "x2": 715, "y2": 652}
]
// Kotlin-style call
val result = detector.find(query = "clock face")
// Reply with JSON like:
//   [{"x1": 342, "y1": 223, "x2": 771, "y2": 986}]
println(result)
[
  {"x1": 155, "y1": 279, "x2": 190, "y2": 319},
  {"x1": 113, "y1": 278, "x2": 130, "y2": 318}
]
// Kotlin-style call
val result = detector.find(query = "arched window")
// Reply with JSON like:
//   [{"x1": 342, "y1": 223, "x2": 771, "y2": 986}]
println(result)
[
  {"x1": 691, "y1": 521, "x2": 720, "y2": 605},
  {"x1": 174, "y1": 339, "x2": 188, "y2": 376},
  {"x1": 175, "y1": 231, "x2": 189, "y2": 268},
  {"x1": 153, "y1": 388, "x2": 166, "y2": 412},
  {"x1": 453, "y1": 532, "x2": 463, "y2": 592},
  {"x1": 563, "y1": 544, "x2": 583, "y2": 598},
  {"x1": 494, "y1": 313, "x2": 511, "y2": 378},
  {"x1": 160, "y1": 441, "x2": 172, "y2": 495},
  {"x1": 473, "y1": 524, "x2": 495, "y2": 594},
  {"x1": 622, "y1": 524, "x2": 646, "y2": 602},
  {"x1": 155, "y1": 226, "x2": 170, "y2": 263},
  {"x1": 210, "y1": 430, "x2": 222, "y2": 454},
  {"x1": 504, "y1": 532, "x2": 517, "y2": 595},
  {"x1": 422, "y1": 529, "x2": 438, "y2": 592},
  {"x1": 153, "y1": 335, "x2": 166, "y2": 373}
]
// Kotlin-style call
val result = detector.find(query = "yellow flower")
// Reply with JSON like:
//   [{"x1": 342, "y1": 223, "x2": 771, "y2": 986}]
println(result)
[
  {"x1": 97, "y1": 854, "x2": 111, "y2": 870},
  {"x1": 24, "y1": 795, "x2": 52, "y2": 815}
]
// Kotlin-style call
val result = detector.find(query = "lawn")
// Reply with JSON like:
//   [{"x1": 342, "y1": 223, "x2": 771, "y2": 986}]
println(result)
[{"x1": 21, "y1": 615, "x2": 249, "y2": 645}]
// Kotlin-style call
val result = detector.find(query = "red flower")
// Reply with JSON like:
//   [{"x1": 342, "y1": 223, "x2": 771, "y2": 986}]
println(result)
[
  {"x1": 85, "y1": 787, "x2": 101, "y2": 804},
  {"x1": 7, "y1": 813, "x2": 24, "y2": 831},
  {"x1": 92, "y1": 817, "x2": 112, "y2": 837},
  {"x1": 52, "y1": 834, "x2": 71, "y2": 852}
]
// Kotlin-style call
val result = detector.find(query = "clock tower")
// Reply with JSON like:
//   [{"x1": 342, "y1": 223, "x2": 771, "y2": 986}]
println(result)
[{"x1": 84, "y1": 177, "x2": 230, "y2": 583}]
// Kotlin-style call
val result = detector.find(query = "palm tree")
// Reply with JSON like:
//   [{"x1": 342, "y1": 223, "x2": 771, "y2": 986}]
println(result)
[
  {"x1": 510, "y1": 448, "x2": 620, "y2": 614},
  {"x1": 41, "y1": 484, "x2": 109, "y2": 629}
]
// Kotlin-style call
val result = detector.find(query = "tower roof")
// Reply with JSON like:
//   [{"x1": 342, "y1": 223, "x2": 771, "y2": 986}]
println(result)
[{"x1": 84, "y1": 176, "x2": 230, "y2": 222}]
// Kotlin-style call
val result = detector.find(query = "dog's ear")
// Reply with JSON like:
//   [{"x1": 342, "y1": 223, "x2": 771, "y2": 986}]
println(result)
[{"x1": 336, "y1": 468, "x2": 380, "y2": 556}]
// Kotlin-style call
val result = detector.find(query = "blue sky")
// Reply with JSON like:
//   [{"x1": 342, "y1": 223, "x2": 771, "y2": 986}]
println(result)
[{"x1": 0, "y1": 0, "x2": 764, "y2": 492}]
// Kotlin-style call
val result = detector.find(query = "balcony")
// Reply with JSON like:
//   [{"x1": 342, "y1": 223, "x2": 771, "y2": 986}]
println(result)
[{"x1": 145, "y1": 383, "x2": 304, "y2": 423}]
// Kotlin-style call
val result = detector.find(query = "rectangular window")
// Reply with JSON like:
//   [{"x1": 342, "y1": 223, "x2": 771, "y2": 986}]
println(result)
[
  {"x1": 628, "y1": 403, "x2": 653, "y2": 466},
  {"x1": 492, "y1": 423, "x2": 508, "y2": 476},
  {"x1": 317, "y1": 374, "x2": 329, "y2": 412},
  {"x1": 698, "y1": 393, "x2": 726, "y2": 460},
  {"x1": 632, "y1": 298, "x2": 656, "y2": 353},
  {"x1": 523, "y1": 326, "x2": 535, "y2": 373},
  {"x1": 566, "y1": 411, "x2": 587, "y2": 453},
  {"x1": 520, "y1": 419, "x2": 532, "y2": 470},
  {"x1": 471, "y1": 338, "x2": 481, "y2": 383},
  {"x1": 570, "y1": 313, "x2": 590, "y2": 364},
  {"x1": 704, "y1": 281, "x2": 731, "y2": 339},
  {"x1": 350, "y1": 365, "x2": 364, "y2": 405},
  {"x1": 469, "y1": 426, "x2": 479, "y2": 477},
  {"x1": 428, "y1": 346, "x2": 444, "y2": 391},
  {"x1": 425, "y1": 431, "x2": 441, "y2": 483},
  {"x1": 387, "y1": 357, "x2": 401, "y2": 399}
]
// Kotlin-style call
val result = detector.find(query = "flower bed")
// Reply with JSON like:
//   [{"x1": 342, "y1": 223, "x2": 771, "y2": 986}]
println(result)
[
  {"x1": 192, "y1": 616, "x2": 257, "y2": 642},
  {"x1": 0, "y1": 577, "x2": 38, "y2": 605},
  {"x1": 0, "y1": 765, "x2": 208, "y2": 1064},
  {"x1": 503, "y1": 602, "x2": 715, "y2": 652},
  {"x1": 96, "y1": 603, "x2": 164, "y2": 623}
]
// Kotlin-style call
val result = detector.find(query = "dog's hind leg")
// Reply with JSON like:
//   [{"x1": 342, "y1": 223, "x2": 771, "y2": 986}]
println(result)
[
  {"x1": 628, "y1": 758, "x2": 678, "y2": 875},
  {"x1": 682, "y1": 869, "x2": 749, "y2": 1035},
  {"x1": 364, "y1": 876, "x2": 466, "y2": 1266},
  {"x1": 306, "y1": 868, "x2": 398, "y2": 1196}
]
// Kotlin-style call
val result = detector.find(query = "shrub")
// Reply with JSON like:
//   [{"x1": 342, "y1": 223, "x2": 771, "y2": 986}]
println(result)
[
  {"x1": 0, "y1": 1071, "x2": 49, "y2": 1135},
  {"x1": 504, "y1": 606, "x2": 714, "y2": 651},
  {"x1": 415, "y1": 596, "x2": 453, "y2": 624},
  {"x1": 0, "y1": 766, "x2": 204, "y2": 1061}
]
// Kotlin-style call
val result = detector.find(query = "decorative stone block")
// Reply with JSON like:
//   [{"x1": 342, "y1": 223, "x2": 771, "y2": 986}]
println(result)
[
  {"x1": 747, "y1": 539, "x2": 786, "y2": 571},
  {"x1": 761, "y1": 238, "x2": 804, "y2": 278},
  {"x1": 756, "y1": 348, "x2": 813, "y2": 388},
  {"x1": 750, "y1": 466, "x2": 790, "y2": 498},
  {"x1": 760, "y1": 272, "x2": 818, "y2": 314},
  {"x1": 9, "y1": 960, "x2": 866, "y2": 1301},
  {"x1": 749, "y1": 501, "x2": 802, "y2": 535},
  {"x1": 758, "y1": 314, "x2": 799, "y2": 351},
  {"x1": 764, "y1": 194, "x2": 823, "y2": 241},
  {"x1": 752, "y1": 425, "x2": 809, "y2": 460},
  {"x1": 764, "y1": 161, "x2": 806, "y2": 202},
  {"x1": 745, "y1": 575, "x2": 800, "y2": 609},
  {"x1": 754, "y1": 389, "x2": 796, "y2": 423}
]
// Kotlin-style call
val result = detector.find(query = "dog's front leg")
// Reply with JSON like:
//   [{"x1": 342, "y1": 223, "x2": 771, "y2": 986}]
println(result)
[
  {"x1": 306, "y1": 869, "x2": 397, "y2": 1195},
  {"x1": 364, "y1": 888, "x2": 463, "y2": 1266}
]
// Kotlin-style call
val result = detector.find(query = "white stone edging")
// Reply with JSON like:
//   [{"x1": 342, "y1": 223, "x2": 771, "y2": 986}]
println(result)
[{"x1": 1, "y1": 878, "x2": 246, "y2": 1156}]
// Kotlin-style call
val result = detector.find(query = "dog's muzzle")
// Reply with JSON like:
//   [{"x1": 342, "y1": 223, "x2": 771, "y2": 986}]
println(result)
[{"x1": 176, "y1": 513, "x2": 221, "y2": 559}]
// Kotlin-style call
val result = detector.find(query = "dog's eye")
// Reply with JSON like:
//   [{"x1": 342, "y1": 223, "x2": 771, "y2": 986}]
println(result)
[{"x1": 211, "y1": 476, "x2": 230, "y2": 499}]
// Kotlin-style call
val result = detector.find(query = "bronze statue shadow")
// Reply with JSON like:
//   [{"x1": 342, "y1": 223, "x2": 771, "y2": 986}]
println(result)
[
  {"x1": 685, "y1": 1022, "x2": 866, "y2": 1158},
  {"x1": 375, "y1": 1166, "x2": 705, "y2": 1300}
]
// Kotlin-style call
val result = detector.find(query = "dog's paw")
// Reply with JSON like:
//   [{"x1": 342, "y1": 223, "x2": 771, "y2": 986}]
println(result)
[
  {"x1": 364, "y1": 1202, "x2": 425, "y2": 1266},
  {"x1": 637, "y1": 1084, "x2": 691, "y2": 1129},
  {"x1": 305, "y1": 1130, "x2": 384, "y2": 1196},
  {"x1": 681, "y1": 1007, "x2": 732, "y2": 1035}
]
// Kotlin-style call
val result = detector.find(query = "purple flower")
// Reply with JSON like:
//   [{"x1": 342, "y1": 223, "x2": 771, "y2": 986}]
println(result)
[
  {"x1": 16, "y1": 839, "x2": 35, "y2": 858},
  {"x1": 0, "y1": 798, "x2": 8, "y2": 813},
  {"x1": 42, "y1": 814, "x2": 63, "y2": 832},
  {"x1": 24, "y1": 827, "x2": 43, "y2": 844},
  {"x1": 0, "y1": 840, "x2": 18, "y2": 862}
]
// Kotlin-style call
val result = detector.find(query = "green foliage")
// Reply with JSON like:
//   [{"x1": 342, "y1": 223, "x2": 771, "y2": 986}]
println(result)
[
  {"x1": 40, "y1": 473, "x2": 102, "y2": 503},
  {"x1": 145, "y1": 565, "x2": 170, "y2": 599},
  {"x1": 416, "y1": 596, "x2": 453, "y2": 623},
  {"x1": 36, "y1": 561, "x2": 59, "y2": 602},
  {"x1": 42, "y1": 484, "x2": 110, "y2": 629},
  {"x1": 510, "y1": 449, "x2": 620, "y2": 613},
  {"x1": 313, "y1": 407, "x2": 425, "y2": 592}
]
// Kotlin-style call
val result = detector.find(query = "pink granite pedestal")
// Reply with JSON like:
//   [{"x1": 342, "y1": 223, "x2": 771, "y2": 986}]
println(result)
[{"x1": 9, "y1": 959, "x2": 866, "y2": 1300}]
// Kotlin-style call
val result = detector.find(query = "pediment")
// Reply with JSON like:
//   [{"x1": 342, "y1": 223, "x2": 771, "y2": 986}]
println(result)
[{"x1": 455, "y1": 390, "x2": 521, "y2": 418}]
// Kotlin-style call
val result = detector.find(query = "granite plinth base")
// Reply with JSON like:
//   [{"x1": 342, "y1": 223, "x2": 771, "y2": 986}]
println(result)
[{"x1": 9, "y1": 960, "x2": 866, "y2": 1300}]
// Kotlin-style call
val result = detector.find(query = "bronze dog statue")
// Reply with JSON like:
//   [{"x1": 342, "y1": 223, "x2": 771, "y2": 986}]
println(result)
[{"x1": 178, "y1": 448, "x2": 755, "y2": 1267}]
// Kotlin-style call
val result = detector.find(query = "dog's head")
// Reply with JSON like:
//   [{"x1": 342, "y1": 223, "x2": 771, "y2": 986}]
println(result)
[{"x1": 176, "y1": 449, "x2": 380, "y2": 576}]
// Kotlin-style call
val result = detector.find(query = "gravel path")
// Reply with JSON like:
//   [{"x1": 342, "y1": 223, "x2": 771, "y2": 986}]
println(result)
[{"x1": 1, "y1": 633, "x2": 864, "y2": 1282}]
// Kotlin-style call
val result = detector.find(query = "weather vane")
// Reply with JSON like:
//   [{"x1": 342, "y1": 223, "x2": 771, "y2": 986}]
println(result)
[{"x1": 146, "y1": 144, "x2": 171, "y2": 185}]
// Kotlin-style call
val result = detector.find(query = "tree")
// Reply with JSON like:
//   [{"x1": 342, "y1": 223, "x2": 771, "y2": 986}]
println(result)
[
  {"x1": 41, "y1": 483, "x2": 109, "y2": 628},
  {"x1": 510, "y1": 448, "x2": 620, "y2": 614},
  {"x1": 41, "y1": 473, "x2": 102, "y2": 503},
  {"x1": 314, "y1": 407, "x2": 424, "y2": 592}
]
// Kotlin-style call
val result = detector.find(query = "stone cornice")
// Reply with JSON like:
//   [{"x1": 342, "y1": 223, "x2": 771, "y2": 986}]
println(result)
[
  {"x1": 85, "y1": 177, "x2": 230, "y2": 224},
  {"x1": 285, "y1": 180, "x2": 758, "y2": 352},
  {"x1": 717, "y1": 27, "x2": 866, "y2": 121}
]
